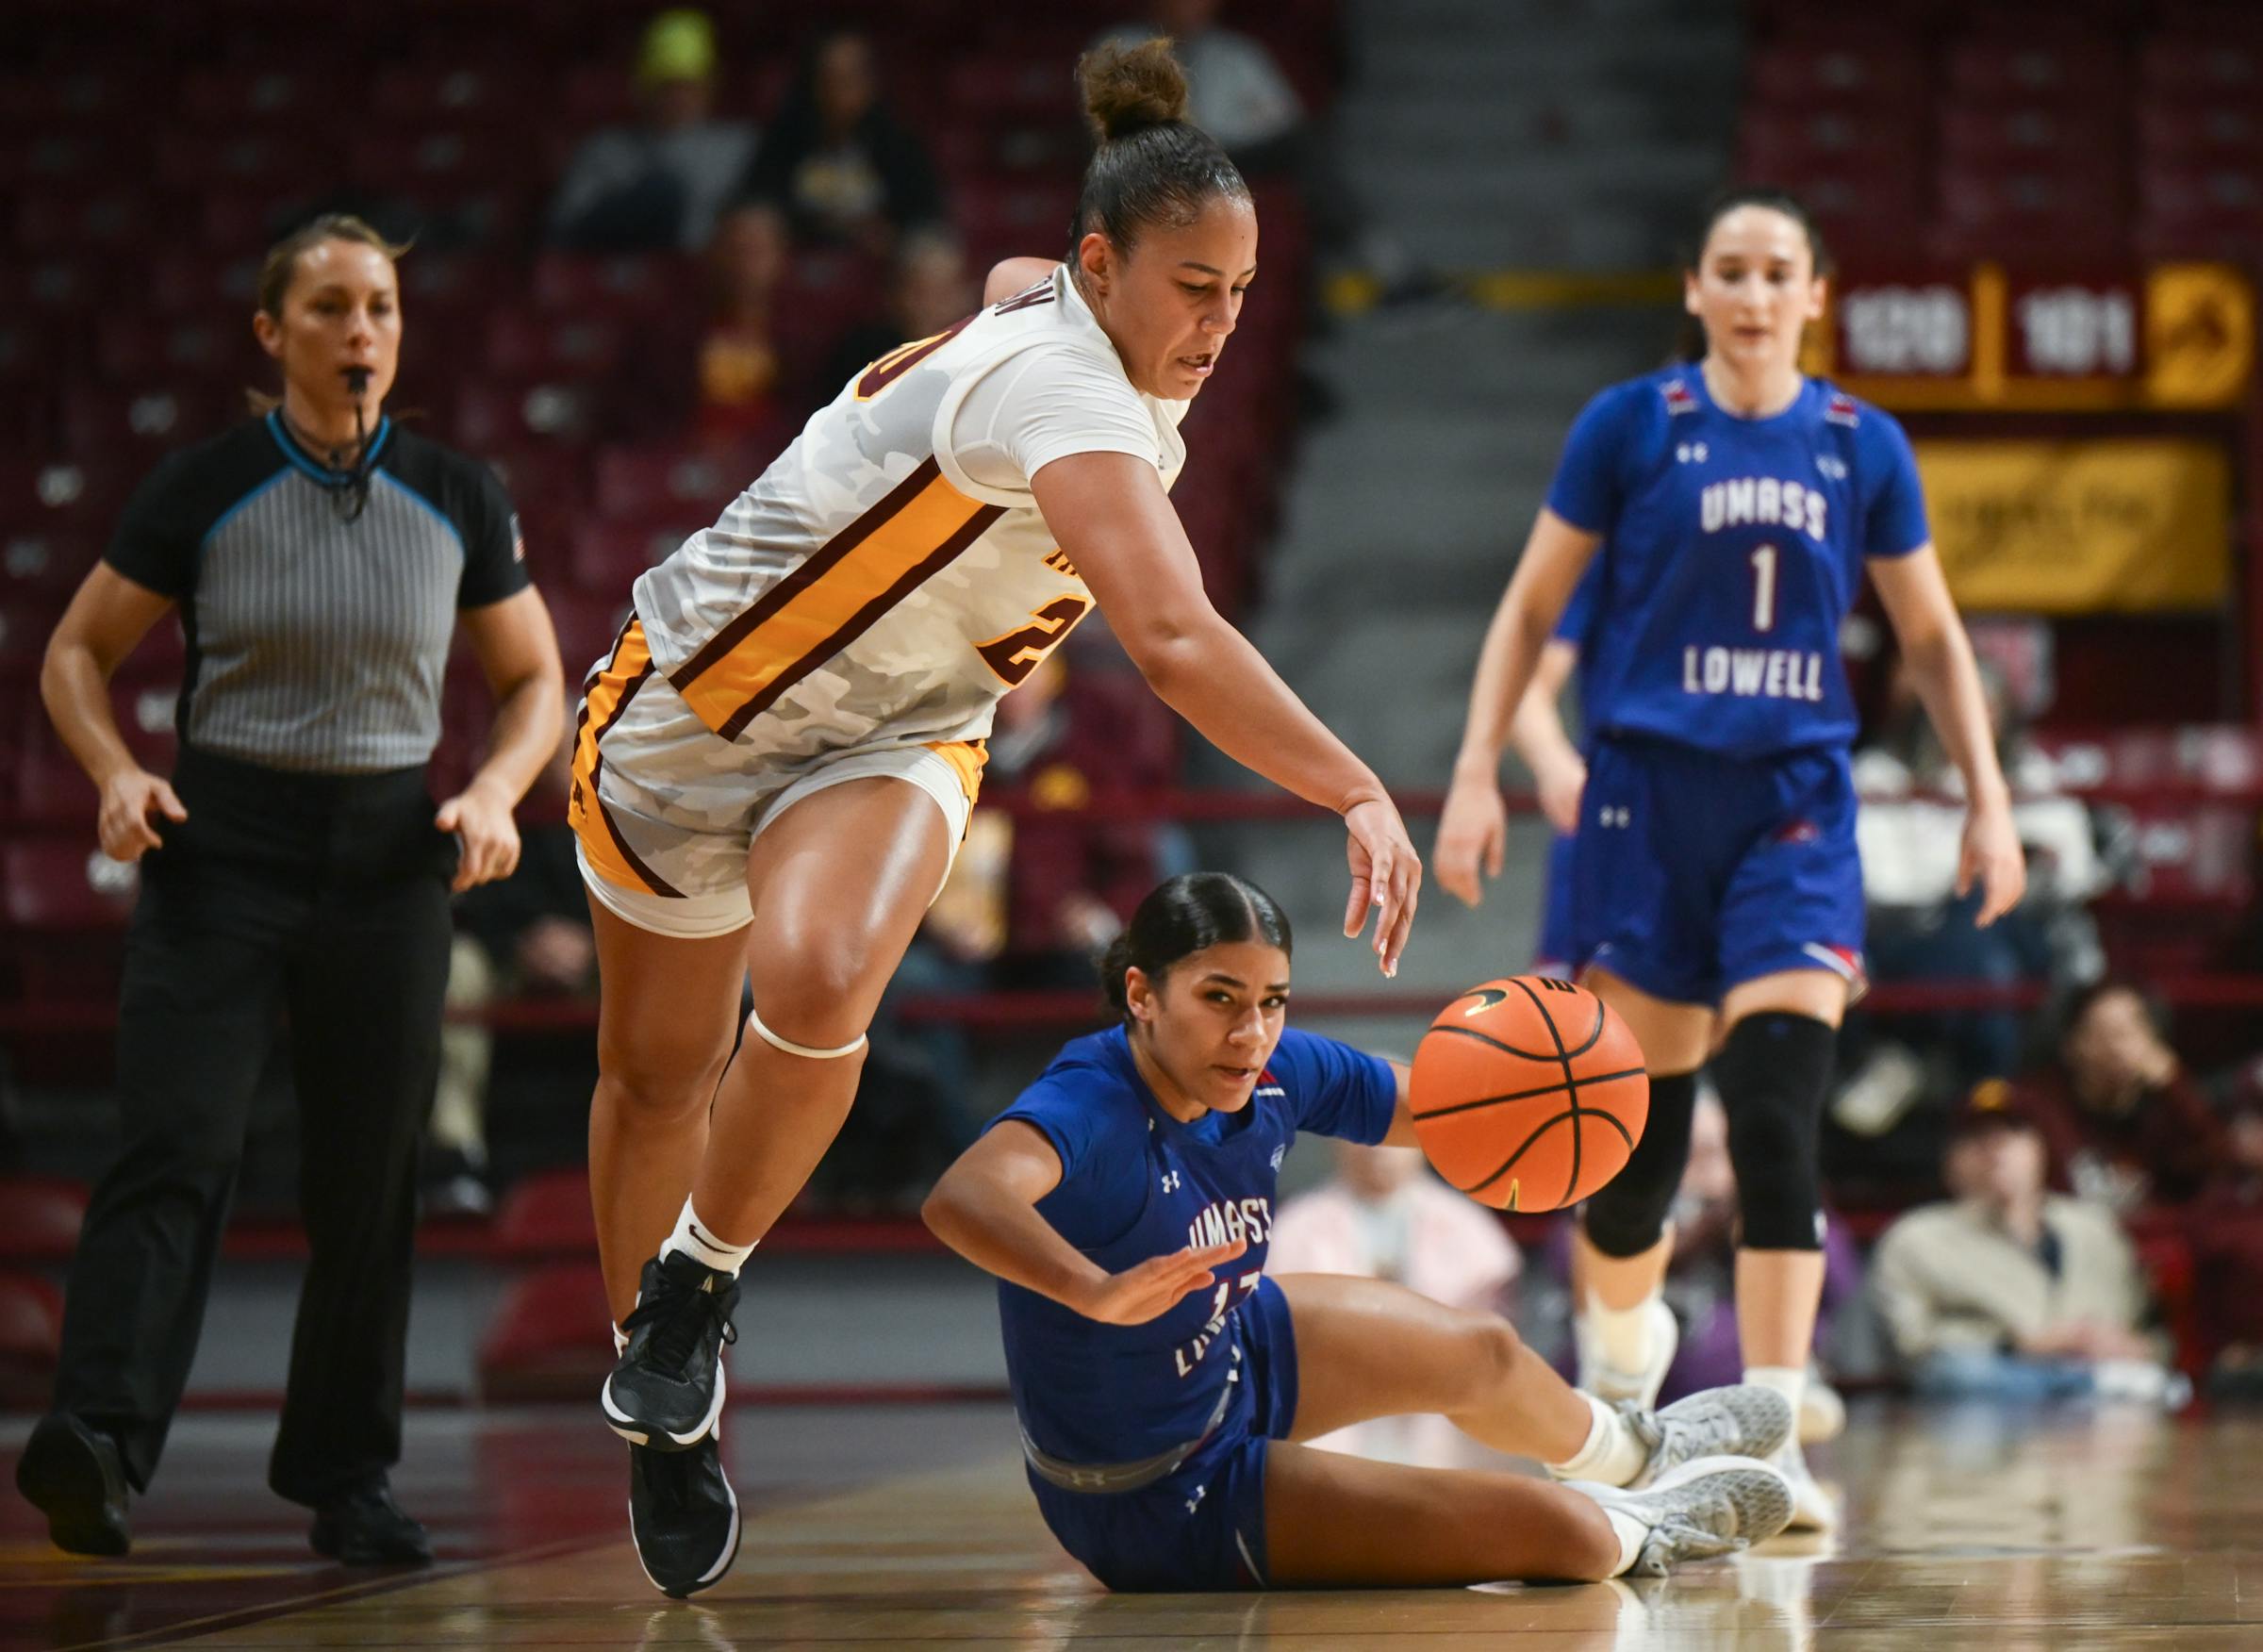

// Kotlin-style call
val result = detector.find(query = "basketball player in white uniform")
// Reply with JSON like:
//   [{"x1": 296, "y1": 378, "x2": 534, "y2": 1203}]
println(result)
[{"x1": 571, "y1": 40, "x2": 1422, "y2": 1597}]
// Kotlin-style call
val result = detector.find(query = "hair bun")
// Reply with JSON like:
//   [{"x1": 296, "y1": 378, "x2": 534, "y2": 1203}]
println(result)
[{"x1": 1077, "y1": 37, "x2": 1190, "y2": 142}]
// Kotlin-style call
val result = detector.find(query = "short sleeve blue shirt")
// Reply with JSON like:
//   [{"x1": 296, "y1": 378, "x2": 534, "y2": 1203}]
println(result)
[
  {"x1": 1543, "y1": 369, "x2": 1928, "y2": 758},
  {"x1": 987, "y1": 1025, "x2": 1396, "y2": 1465}
]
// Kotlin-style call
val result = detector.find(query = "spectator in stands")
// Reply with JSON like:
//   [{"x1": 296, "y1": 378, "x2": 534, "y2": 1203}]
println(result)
[
  {"x1": 688, "y1": 204, "x2": 789, "y2": 446},
  {"x1": 736, "y1": 27, "x2": 946, "y2": 256},
  {"x1": 547, "y1": 8, "x2": 759, "y2": 254},
  {"x1": 1269, "y1": 1139, "x2": 1520, "y2": 1463},
  {"x1": 2016, "y1": 980, "x2": 2224, "y2": 1210},
  {"x1": 1869, "y1": 1086, "x2": 2181, "y2": 1402},
  {"x1": 16, "y1": 216, "x2": 563, "y2": 1563},
  {"x1": 818, "y1": 232, "x2": 979, "y2": 414},
  {"x1": 1844, "y1": 657, "x2": 2104, "y2": 1122},
  {"x1": 431, "y1": 737, "x2": 594, "y2": 1216},
  {"x1": 1098, "y1": 0, "x2": 1413, "y2": 291}
]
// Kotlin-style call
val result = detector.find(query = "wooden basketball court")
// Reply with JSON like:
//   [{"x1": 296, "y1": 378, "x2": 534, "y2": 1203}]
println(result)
[{"x1": 7, "y1": 1400, "x2": 2258, "y2": 1648}]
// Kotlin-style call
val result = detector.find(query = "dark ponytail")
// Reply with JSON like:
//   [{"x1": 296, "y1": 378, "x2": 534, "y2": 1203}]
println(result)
[
  {"x1": 1671, "y1": 185, "x2": 1831, "y2": 363},
  {"x1": 1099, "y1": 872, "x2": 1292, "y2": 1020},
  {"x1": 1069, "y1": 36, "x2": 1251, "y2": 256}
]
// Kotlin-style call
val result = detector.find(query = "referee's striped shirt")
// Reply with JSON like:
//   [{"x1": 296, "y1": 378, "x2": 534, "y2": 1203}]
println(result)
[{"x1": 105, "y1": 412, "x2": 530, "y2": 774}]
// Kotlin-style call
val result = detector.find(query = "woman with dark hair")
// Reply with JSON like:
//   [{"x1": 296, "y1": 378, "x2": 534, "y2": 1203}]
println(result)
[
  {"x1": 921, "y1": 872, "x2": 1793, "y2": 1592},
  {"x1": 579, "y1": 38, "x2": 1419, "y2": 1599},
  {"x1": 17, "y1": 214, "x2": 563, "y2": 1563},
  {"x1": 737, "y1": 26, "x2": 946, "y2": 255},
  {"x1": 1435, "y1": 187, "x2": 2025, "y2": 1530}
]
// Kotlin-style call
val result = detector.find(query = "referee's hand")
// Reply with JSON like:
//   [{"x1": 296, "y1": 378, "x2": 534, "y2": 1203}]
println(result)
[
  {"x1": 98, "y1": 768, "x2": 187, "y2": 863},
  {"x1": 436, "y1": 779, "x2": 521, "y2": 893}
]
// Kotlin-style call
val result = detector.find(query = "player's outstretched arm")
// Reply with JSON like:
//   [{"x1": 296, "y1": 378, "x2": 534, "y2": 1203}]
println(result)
[
  {"x1": 1438, "y1": 509, "x2": 1601, "y2": 908},
  {"x1": 922, "y1": 1121, "x2": 1246, "y2": 1325},
  {"x1": 1033, "y1": 451, "x2": 1419, "y2": 975},
  {"x1": 1869, "y1": 545, "x2": 2026, "y2": 925}
]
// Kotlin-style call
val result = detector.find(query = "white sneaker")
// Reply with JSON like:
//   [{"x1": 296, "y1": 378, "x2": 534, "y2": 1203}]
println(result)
[
  {"x1": 1771, "y1": 1439, "x2": 1839, "y2": 1533},
  {"x1": 1627, "y1": 1384, "x2": 1794, "y2": 1490},
  {"x1": 1575, "y1": 1297, "x2": 1677, "y2": 1410},
  {"x1": 1569, "y1": 1454, "x2": 1795, "y2": 1577}
]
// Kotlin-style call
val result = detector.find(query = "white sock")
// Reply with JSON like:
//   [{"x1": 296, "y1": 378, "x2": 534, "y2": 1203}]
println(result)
[
  {"x1": 612, "y1": 1322, "x2": 628, "y2": 1357},
  {"x1": 1589, "y1": 1296, "x2": 1660, "y2": 1374},
  {"x1": 659, "y1": 1198, "x2": 755, "y2": 1275},
  {"x1": 1550, "y1": 1392, "x2": 1649, "y2": 1487},
  {"x1": 1744, "y1": 1364, "x2": 1805, "y2": 1453},
  {"x1": 1603, "y1": 1508, "x2": 1649, "y2": 1577}
]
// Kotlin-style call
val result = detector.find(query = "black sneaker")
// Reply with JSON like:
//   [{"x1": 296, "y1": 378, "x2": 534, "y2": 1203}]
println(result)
[
  {"x1": 309, "y1": 1480, "x2": 434, "y2": 1564},
  {"x1": 628, "y1": 1432, "x2": 740, "y2": 1598},
  {"x1": 15, "y1": 1413, "x2": 131, "y2": 1557},
  {"x1": 602, "y1": 1251, "x2": 738, "y2": 1450}
]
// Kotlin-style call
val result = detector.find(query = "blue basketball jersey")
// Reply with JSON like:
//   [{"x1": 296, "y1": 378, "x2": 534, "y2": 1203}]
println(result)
[
  {"x1": 1545, "y1": 368, "x2": 1928, "y2": 759},
  {"x1": 987, "y1": 1025, "x2": 1396, "y2": 1468}
]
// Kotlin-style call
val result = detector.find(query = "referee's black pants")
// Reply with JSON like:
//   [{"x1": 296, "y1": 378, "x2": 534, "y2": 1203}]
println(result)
[{"x1": 51, "y1": 747, "x2": 457, "y2": 1508}]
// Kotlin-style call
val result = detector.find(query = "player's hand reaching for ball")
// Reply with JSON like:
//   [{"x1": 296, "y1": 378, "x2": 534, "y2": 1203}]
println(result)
[
  {"x1": 1072, "y1": 1238, "x2": 1247, "y2": 1325},
  {"x1": 1434, "y1": 773, "x2": 1507, "y2": 909},
  {"x1": 1957, "y1": 797, "x2": 2026, "y2": 927},
  {"x1": 1343, "y1": 797, "x2": 1420, "y2": 979},
  {"x1": 97, "y1": 766, "x2": 188, "y2": 863},
  {"x1": 437, "y1": 777, "x2": 521, "y2": 893}
]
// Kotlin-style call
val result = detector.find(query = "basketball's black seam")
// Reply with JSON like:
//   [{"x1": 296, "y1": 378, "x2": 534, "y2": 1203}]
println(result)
[
  {"x1": 1411, "y1": 1067, "x2": 1646, "y2": 1121},
  {"x1": 1422, "y1": 1024, "x2": 1564, "y2": 1063},
  {"x1": 1466, "y1": 1106, "x2": 1635, "y2": 1198},
  {"x1": 1508, "y1": 977, "x2": 1584, "y2": 1208}
]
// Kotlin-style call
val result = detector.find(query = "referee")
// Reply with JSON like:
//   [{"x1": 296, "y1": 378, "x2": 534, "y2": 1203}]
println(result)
[{"x1": 15, "y1": 216, "x2": 565, "y2": 1563}]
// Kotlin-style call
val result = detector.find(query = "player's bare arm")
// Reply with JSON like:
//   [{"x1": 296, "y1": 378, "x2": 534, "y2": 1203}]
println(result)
[
  {"x1": 923, "y1": 1120, "x2": 1247, "y2": 1326},
  {"x1": 1032, "y1": 449, "x2": 1420, "y2": 974},
  {"x1": 1868, "y1": 545, "x2": 2026, "y2": 925},
  {"x1": 1439, "y1": 509, "x2": 1601, "y2": 906}
]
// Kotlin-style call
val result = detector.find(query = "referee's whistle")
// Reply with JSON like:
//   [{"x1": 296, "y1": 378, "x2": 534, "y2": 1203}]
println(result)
[{"x1": 342, "y1": 365, "x2": 372, "y2": 399}]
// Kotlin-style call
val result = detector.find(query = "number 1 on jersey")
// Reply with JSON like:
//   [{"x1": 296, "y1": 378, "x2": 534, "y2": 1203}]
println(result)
[{"x1": 1750, "y1": 544, "x2": 1777, "y2": 633}]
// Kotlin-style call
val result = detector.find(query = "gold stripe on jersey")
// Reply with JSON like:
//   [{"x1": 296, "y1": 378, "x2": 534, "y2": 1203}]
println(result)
[
  {"x1": 669, "y1": 457, "x2": 1005, "y2": 742},
  {"x1": 570, "y1": 618, "x2": 684, "y2": 898}
]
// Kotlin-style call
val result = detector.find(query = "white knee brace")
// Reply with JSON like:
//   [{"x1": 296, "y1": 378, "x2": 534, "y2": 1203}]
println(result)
[{"x1": 745, "y1": 1001, "x2": 867, "y2": 1061}]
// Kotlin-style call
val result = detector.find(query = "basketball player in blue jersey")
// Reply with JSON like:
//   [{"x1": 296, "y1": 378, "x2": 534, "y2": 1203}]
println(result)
[
  {"x1": 1436, "y1": 189, "x2": 2025, "y2": 1530},
  {"x1": 924, "y1": 873, "x2": 1797, "y2": 1591}
]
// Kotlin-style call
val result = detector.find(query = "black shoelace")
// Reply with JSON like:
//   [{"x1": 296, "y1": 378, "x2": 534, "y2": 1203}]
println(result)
[{"x1": 622, "y1": 1276, "x2": 737, "y2": 1378}]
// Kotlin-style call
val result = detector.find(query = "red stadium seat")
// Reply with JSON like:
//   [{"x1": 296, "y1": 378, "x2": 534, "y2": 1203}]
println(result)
[
  {"x1": 1746, "y1": 38, "x2": 1927, "y2": 113},
  {"x1": 93, "y1": 313, "x2": 250, "y2": 384},
  {"x1": 483, "y1": 312, "x2": 625, "y2": 380},
  {"x1": 0, "y1": 1272, "x2": 64, "y2": 1410},
  {"x1": 2140, "y1": 34, "x2": 2263, "y2": 101},
  {"x1": 492, "y1": 1169, "x2": 601, "y2": 1255},
  {"x1": 453, "y1": 380, "x2": 603, "y2": 450},
  {"x1": 567, "y1": 518, "x2": 700, "y2": 597},
  {"x1": 592, "y1": 446, "x2": 740, "y2": 523},
  {"x1": 62, "y1": 382, "x2": 241, "y2": 465},
  {"x1": 1946, "y1": 30, "x2": 2123, "y2": 107},
  {"x1": 371, "y1": 65, "x2": 542, "y2": 126},
  {"x1": 476, "y1": 1264, "x2": 612, "y2": 1402},
  {"x1": 2137, "y1": 100, "x2": 2263, "y2": 167},
  {"x1": 0, "y1": 1178, "x2": 88, "y2": 1261},
  {"x1": 1938, "y1": 105, "x2": 2125, "y2": 173},
  {"x1": 176, "y1": 67, "x2": 326, "y2": 130},
  {"x1": 1, "y1": 841, "x2": 139, "y2": 932},
  {"x1": 14, "y1": 189, "x2": 159, "y2": 256},
  {"x1": 2136, "y1": 161, "x2": 2263, "y2": 256},
  {"x1": 530, "y1": 251, "x2": 697, "y2": 319}
]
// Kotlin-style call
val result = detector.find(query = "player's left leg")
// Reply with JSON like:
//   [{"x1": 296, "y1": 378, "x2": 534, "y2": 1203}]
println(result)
[
  {"x1": 1711, "y1": 744, "x2": 1864, "y2": 1529},
  {"x1": 1273, "y1": 1274, "x2": 1789, "y2": 1487}
]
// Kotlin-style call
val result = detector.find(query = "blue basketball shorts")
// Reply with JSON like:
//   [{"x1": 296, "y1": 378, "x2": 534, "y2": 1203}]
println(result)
[
  {"x1": 1027, "y1": 1276, "x2": 1300, "y2": 1592},
  {"x1": 1567, "y1": 735, "x2": 1866, "y2": 1007},
  {"x1": 1532, "y1": 831, "x2": 1578, "y2": 977}
]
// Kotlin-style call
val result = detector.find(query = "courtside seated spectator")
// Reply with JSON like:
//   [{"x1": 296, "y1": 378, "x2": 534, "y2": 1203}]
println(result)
[
  {"x1": 547, "y1": 8, "x2": 758, "y2": 254},
  {"x1": 737, "y1": 27, "x2": 946, "y2": 256},
  {"x1": 1870, "y1": 1087, "x2": 2183, "y2": 1404},
  {"x1": 818, "y1": 233, "x2": 979, "y2": 416},
  {"x1": 2017, "y1": 981, "x2": 2225, "y2": 1211},
  {"x1": 1270, "y1": 1140, "x2": 1519, "y2": 1463},
  {"x1": 690, "y1": 205, "x2": 790, "y2": 445}
]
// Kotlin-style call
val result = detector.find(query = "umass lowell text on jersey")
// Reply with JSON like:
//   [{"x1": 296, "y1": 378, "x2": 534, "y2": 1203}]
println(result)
[
  {"x1": 1547, "y1": 367, "x2": 1929, "y2": 760},
  {"x1": 986, "y1": 1026, "x2": 1394, "y2": 1469}
]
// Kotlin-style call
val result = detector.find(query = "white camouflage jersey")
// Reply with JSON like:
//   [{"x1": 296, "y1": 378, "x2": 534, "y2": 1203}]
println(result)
[{"x1": 631, "y1": 265, "x2": 1190, "y2": 757}]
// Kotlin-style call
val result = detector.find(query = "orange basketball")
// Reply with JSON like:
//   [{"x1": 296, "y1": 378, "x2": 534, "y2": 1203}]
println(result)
[{"x1": 1410, "y1": 977, "x2": 1649, "y2": 1213}]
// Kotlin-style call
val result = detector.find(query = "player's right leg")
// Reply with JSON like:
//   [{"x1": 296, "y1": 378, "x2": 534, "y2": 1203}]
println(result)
[
  {"x1": 1263, "y1": 1442, "x2": 1792, "y2": 1585},
  {"x1": 1572, "y1": 969, "x2": 1711, "y2": 1408}
]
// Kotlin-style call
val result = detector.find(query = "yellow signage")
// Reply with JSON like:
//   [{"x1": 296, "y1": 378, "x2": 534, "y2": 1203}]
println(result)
[
  {"x1": 1914, "y1": 438, "x2": 2232, "y2": 613},
  {"x1": 2146, "y1": 264, "x2": 2255, "y2": 407}
]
